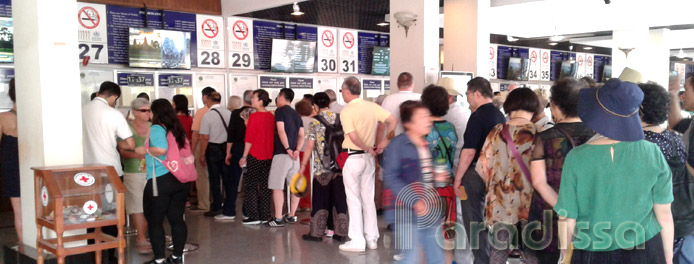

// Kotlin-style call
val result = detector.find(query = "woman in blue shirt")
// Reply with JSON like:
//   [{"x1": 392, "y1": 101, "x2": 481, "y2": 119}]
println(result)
[
  {"x1": 384, "y1": 100, "x2": 447, "y2": 263},
  {"x1": 136, "y1": 99, "x2": 191, "y2": 264}
]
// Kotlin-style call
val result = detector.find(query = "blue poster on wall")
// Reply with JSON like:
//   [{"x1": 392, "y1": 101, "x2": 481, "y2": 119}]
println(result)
[
  {"x1": 379, "y1": 34, "x2": 389, "y2": 47},
  {"x1": 358, "y1": 32, "x2": 379, "y2": 74},
  {"x1": 0, "y1": 0, "x2": 10, "y2": 17},
  {"x1": 253, "y1": 20, "x2": 284, "y2": 70},
  {"x1": 519, "y1": 48, "x2": 529, "y2": 59},
  {"x1": 297, "y1": 25, "x2": 317, "y2": 41},
  {"x1": 163, "y1": 11, "x2": 197, "y2": 67},
  {"x1": 284, "y1": 24, "x2": 296, "y2": 40},
  {"x1": 496, "y1": 46, "x2": 512, "y2": 80},
  {"x1": 106, "y1": 5, "x2": 163, "y2": 64}
]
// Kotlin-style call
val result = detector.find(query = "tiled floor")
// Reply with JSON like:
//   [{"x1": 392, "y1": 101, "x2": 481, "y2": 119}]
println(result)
[{"x1": 0, "y1": 206, "x2": 524, "y2": 264}]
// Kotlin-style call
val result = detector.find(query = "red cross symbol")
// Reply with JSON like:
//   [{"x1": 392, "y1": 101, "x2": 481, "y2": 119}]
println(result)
[
  {"x1": 80, "y1": 176, "x2": 89, "y2": 182},
  {"x1": 43, "y1": 193, "x2": 47, "y2": 200},
  {"x1": 87, "y1": 204, "x2": 94, "y2": 211}
]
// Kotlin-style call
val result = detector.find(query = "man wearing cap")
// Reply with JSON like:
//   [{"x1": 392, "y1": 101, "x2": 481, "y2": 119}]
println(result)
[
  {"x1": 338, "y1": 76, "x2": 397, "y2": 252},
  {"x1": 191, "y1": 87, "x2": 216, "y2": 212},
  {"x1": 452, "y1": 77, "x2": 505, "y2": 264},
  {"x1": 380, "y1": 72, "x2": 422, "y2": 138}
]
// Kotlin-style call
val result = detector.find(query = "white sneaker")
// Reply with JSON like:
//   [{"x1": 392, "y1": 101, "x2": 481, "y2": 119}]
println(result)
[
  {"x1": 366, "y1": 239, "x2": 378, "y2": 250},
  {"x1": 339, "y1": 241, "x2": 365, "y2": 252},
  {"x1": 214, "y1": 214, "x2": 236, "y2": 221},
  {"x1": 325, "y1": 229, "x2": 334, "y2": 238}
]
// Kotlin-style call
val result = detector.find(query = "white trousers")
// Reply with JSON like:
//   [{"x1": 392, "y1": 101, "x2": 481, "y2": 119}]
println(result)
[{"x1": 342, "y1": 153, "x2": 379, "y2": 246}]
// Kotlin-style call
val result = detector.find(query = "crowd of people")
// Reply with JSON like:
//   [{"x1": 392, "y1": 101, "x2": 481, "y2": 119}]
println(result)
[{"x1": 2, "y1": 69, "x2": 694, "y2": 264}]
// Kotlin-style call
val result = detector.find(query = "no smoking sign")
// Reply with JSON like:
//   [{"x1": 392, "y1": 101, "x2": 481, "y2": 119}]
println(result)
[
  {"x1": 78, "y1": 6, "x2": 100, "y2": 29},
  {"x1": 490, "y1": 47, "x2": 496, "y2": 60},
  {"x1": 343, "y1": 32, "x2": 354, "y2": 49},
  {"x1": 530, "y1": 51, "x2": 538, "y2": 63},
  {"x1": 233, "y1": 20, "x2": 249, "y2": 40},
  {"x1": 542, "y1": 52, "x2": 549, "y2": 64},
  {"x1": 201, "y1": 19, "x2": 219, "y2": 39},
  {"x1": 322, "y1": 31, "x2": 334, "y2": 48}
]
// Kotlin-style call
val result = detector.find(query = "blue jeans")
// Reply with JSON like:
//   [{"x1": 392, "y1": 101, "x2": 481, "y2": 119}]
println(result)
[
  {"x1": 680, "y1": 235, "x2": 694, "y2": 264},
  {"x1": 397, "y1": 217, "x2": 445, "y2": 264}
]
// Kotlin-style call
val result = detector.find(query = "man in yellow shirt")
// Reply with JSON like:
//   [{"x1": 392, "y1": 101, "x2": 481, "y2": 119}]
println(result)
[
  {"x1": 338, "y1": 77, "x2": 397, "y2": 252},
  {"x1": 191, "y1": 87, "x2": 215, "y2": 213}
]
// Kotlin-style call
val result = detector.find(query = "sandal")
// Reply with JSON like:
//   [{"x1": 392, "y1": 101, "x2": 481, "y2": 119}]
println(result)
[{"x1": 136, "y1": 240, "x2": 152, "y2": 254}]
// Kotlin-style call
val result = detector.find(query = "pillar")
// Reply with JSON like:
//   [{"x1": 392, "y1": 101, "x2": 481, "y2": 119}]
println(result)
[
  {"x1": 443, "y1": 0, "x2": 491, "y2": 78},
  {"x1": 13, "y1": 0, "x2": 83, "y2": 247},
  {"x1": 389, "y1": 0, "x2": 440, "y2": 92},
  {"x1": 612, "y1": 28, "x2": 670, "y2": 86}
]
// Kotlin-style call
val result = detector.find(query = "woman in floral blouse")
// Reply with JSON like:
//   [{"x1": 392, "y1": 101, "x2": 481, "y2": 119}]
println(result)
[{"x1": 476, "y1": 87, "x2": 540, "y2": 264}]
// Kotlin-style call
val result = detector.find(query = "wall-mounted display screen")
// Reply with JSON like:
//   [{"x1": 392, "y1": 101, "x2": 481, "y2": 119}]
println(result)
[
  {"x1": 128, "y1": 27, "x2": 191, "y2": 69},
  {"x1": 602, "y1": 65, "x2": 612, "y2": 82},
  {"x1": 0, "y1": 17, "x2": 13, "y2": 63},
  {"x1": 371, "y1": 46, "x2": 390, "y2": 76},
  {"x1": 507, "y1": 57, "x2": 529, "y2": 81},
  {"x1": 270, "y1": 39, "x2": 316, "y2": 73},
  {"x1": 559, "y1": 60, "x2": 578, "y2": 79}
]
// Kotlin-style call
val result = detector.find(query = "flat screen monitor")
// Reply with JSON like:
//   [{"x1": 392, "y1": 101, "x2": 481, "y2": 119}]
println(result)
[
  {"x1": 371, "y1": 46, "x2": 390, "y2": 76},
  {"x1": 0, "y1": 17, "x2": 13, "y2": 63},
  {"x1": 559, "y1": 60, "x2": 578, "y2": 79},
  {"x1": 602, "y1": 65, "x2": 612, "y2": 83},
  {"x1": 129, "y1": 28, "x2": 191, "y2": 69},
  {"x1": 507, "y1": 57, "x2": 529, "y2": 81},
  {"x1": 270, "y1": 39, "x2": 316, "y2": 73}
]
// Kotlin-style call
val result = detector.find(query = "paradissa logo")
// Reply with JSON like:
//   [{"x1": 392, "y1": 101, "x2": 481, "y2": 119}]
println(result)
[{"x1": 394, "y1": 187, "x2": 649, "y2": 251}]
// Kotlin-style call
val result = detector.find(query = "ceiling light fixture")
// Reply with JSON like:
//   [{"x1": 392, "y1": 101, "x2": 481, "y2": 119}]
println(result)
[
  {"x1": 548, "y1": 42, "x2": 558, "y2": 46},
  {"x1": 291, "y1": 2, "x2": 304, "y2": 16},
  {"x1": 678, "y1": 48, "x2": 687, "y2": 58},
  {"x1": 584, "y1": 47, "x2": 593, "y2": 50},
  {"x1": 507, "y1": 35, "x2": 519, "y2": 42},
  {"x1": 549, "y1": 35, "x2": 564, "y2": 42},
  {"x1": 377, "y1": 22, "x2": 389, "y2": 27}
]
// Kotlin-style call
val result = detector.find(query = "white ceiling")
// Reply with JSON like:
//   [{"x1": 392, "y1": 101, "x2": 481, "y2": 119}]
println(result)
[{"x1": 486, "y1": 0, "x2": 694, "y2": 39}]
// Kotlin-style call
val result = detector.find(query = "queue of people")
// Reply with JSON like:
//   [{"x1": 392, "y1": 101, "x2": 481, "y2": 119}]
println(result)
[{"x1": 3, "y1": 70, "x2": 693, "y2": 264}]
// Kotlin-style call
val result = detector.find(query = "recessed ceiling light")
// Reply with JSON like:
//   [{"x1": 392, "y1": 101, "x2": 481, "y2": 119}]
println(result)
[
  {"x1": 549, "y1": 35, "x2": 564, "y2": 42},
  {"x1": 377, "y1": 22, "x2": 389, "y2": 26},
  {"x1": 507, "y1": 35, "x2": 518, "y2": 42},
  {"x1": 584, "y1": 47, "x2": 593, "y2": 50},
  {"x1": 548, "y1": 42, "x2": 558, "y2": 46},
  {"x1": 291, "y1": 2, "x2": 304, "y2": 16}
]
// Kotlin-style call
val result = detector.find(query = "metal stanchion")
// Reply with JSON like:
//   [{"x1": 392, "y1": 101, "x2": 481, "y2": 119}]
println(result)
[{"x1": 124, "y1": 214, "x2": 137, "y2": 235}]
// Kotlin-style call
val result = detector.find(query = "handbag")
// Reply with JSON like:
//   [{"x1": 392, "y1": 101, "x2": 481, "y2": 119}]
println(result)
[{"x1": 145, "y1": 129, "x2": 198, "y2": 196}]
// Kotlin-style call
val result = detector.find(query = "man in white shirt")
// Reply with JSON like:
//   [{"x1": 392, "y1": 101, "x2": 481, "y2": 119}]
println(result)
[
  {"x1": 325, "y1": 89, "x2": 343, "y2": 113},
  {"x1": 83, "y1": 81, "x2": 135, "y2": 175},
  {"x1": 379, "y1": 72, "x2": 421, "y2": 137}
]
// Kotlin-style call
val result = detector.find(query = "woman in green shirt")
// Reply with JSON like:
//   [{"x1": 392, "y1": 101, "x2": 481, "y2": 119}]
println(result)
[
  {"x1": 119, "y1": 98, "x2": 151, "y2": 254},
  {"x1": 555, "y1": 79, "x2": 674, "y2": 264}
]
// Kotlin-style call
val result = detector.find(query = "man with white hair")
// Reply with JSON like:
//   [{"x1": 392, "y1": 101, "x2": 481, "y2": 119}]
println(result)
[{"x1": 324, "y1": 89, "x2": 343, "y2": 113}]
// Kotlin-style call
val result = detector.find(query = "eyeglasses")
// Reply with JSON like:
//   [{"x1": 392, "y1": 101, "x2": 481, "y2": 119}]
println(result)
[{"x1": 134, "y1": 109, "x2": 150, "y2": 113}]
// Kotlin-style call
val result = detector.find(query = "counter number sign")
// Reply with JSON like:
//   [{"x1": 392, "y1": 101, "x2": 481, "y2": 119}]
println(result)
[
  {"x1": 201, "y1": 19, "x2": 219, "y2": 38},
  {"x1": 233, "y1": 20, "x2": 249, "y2": 41},
  {"x1": 322, "y1": 31, "x2": 334, "y2": 48},
  {"x1": 78, "y1": 6, "x2": 100, "y2": 29}
]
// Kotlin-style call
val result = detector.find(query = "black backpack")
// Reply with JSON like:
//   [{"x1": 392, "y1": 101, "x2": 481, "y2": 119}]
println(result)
[{"x1": 314, "y1": 114, "x2": 345, "y2": 172}]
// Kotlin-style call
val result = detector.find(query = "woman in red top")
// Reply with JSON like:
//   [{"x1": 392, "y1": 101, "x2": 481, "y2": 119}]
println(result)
[
  {"x1": 173, "y1": 95, "x2": 193, "y2": 142},
  {"x1": 239, "y1": 89, "x2": 275, "y2": 224}
]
